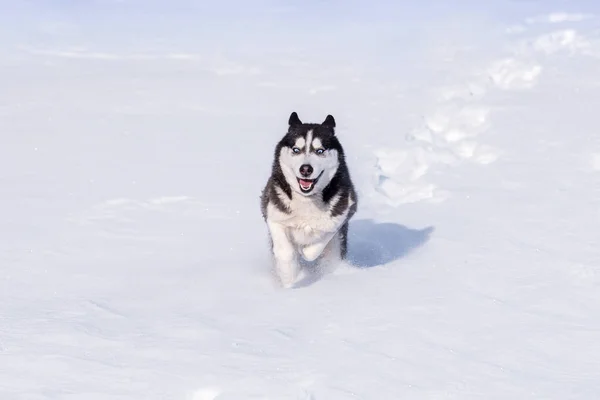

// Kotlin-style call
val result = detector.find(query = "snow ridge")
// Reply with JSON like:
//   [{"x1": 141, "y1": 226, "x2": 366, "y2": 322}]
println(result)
[{"x1": 372, "y1": 13, "x2": 597, "y2": 206}]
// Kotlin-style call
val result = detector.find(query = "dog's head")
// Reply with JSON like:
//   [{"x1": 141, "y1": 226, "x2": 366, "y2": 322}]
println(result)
[{"x1": 277, "y1": 112, "x2": 343, "y2": 196}]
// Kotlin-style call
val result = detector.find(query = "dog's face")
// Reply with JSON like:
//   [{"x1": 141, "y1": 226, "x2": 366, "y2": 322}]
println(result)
[{"x1": 277, "y1": 112, "x2": 342, "y2": 196}]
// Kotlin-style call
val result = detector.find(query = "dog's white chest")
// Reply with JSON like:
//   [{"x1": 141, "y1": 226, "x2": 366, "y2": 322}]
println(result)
[{"x1": 269, "y1": 195, "x2": 336, "y2": 245}]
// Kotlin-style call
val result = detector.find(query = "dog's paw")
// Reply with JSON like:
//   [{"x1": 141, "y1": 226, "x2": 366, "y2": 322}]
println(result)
[
  {"x1": 278, "y1": 272, "x2": 298, "y2": 289},
  {"x1": 274, "y1": 262, "x2": 300, "y2": 288},
  {"x1": 301, "y1": 243, "x2": 325, "y2": 262}
]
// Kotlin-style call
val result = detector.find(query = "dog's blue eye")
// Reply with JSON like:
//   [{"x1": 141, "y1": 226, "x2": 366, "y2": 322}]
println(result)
[
  {"x1": 316, "y1": 148, "x2": 325, "y2": 155},
  {"x1": 292, "y1": 147, "x2": 301, "y2": 154}
]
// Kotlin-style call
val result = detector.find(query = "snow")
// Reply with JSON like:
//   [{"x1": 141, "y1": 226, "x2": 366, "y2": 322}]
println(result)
[{"x1": 2, "y1": 1, "x2": 600, "y2": 399}]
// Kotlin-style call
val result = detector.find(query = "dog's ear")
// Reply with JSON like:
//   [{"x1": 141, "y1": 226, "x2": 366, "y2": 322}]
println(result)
[
  {"x1": 321, "y1": 114, "x2": 336, "y2": 129},
  {"x1": 288, "y1": 112, "x2": 302, "y2": 126}
]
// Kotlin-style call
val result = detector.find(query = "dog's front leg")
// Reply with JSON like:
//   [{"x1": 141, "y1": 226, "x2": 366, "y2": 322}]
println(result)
[
  {"x1": 268, "y1": 221, "x2": 299, "y2": 288},
  {"x1": 301, "y1": 230, "x2": 338, "y2": 262}
]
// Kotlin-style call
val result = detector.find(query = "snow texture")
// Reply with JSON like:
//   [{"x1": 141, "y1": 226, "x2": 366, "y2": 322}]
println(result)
[{"x1": 2, "y1": 1, "x2": 600, "y2": 399}]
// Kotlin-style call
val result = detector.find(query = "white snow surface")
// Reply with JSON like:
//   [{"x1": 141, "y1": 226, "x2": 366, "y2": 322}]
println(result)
[{"x1": 2, "y1": 1, "x2": 600, "y2": 399}]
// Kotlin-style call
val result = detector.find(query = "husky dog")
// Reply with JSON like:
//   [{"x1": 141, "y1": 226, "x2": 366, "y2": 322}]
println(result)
[{"x1": 260, "y1": 112, "x2": 357, "y2": 287}]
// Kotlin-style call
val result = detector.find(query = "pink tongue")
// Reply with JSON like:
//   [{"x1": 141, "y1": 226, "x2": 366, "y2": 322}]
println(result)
[{"x1": 299, "y1": 179, "x2": 312, "y2": 189}]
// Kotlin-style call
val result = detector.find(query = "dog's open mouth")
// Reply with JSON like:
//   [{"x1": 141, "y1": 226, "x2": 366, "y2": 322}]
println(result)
[{"x1": 297, "y1": 171, "x2": 323, "y2": 193}]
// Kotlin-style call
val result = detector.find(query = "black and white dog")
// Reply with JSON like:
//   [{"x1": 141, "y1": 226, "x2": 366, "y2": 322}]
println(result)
[{"x1": 260, "y1": 112, "x2": 357, "y2": 287}]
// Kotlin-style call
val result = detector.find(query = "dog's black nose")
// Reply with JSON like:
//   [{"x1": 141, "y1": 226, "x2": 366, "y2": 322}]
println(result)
[{"x1": 299, "y1": 164, "x2": 313, "y2": 177}]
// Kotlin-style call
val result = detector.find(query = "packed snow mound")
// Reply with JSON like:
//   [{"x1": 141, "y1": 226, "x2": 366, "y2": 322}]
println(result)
[{"x1": 372, "y1": 13, "x2": 600, "y2": 206}]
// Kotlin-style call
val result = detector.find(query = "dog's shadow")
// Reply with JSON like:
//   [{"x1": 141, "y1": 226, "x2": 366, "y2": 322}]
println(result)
[
  {"x1": 294, "y1": 219, "x2": 434, "y2": 288},
  {"x1": 347, "y1": 219, "x2": 434, "y2": 268}
]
